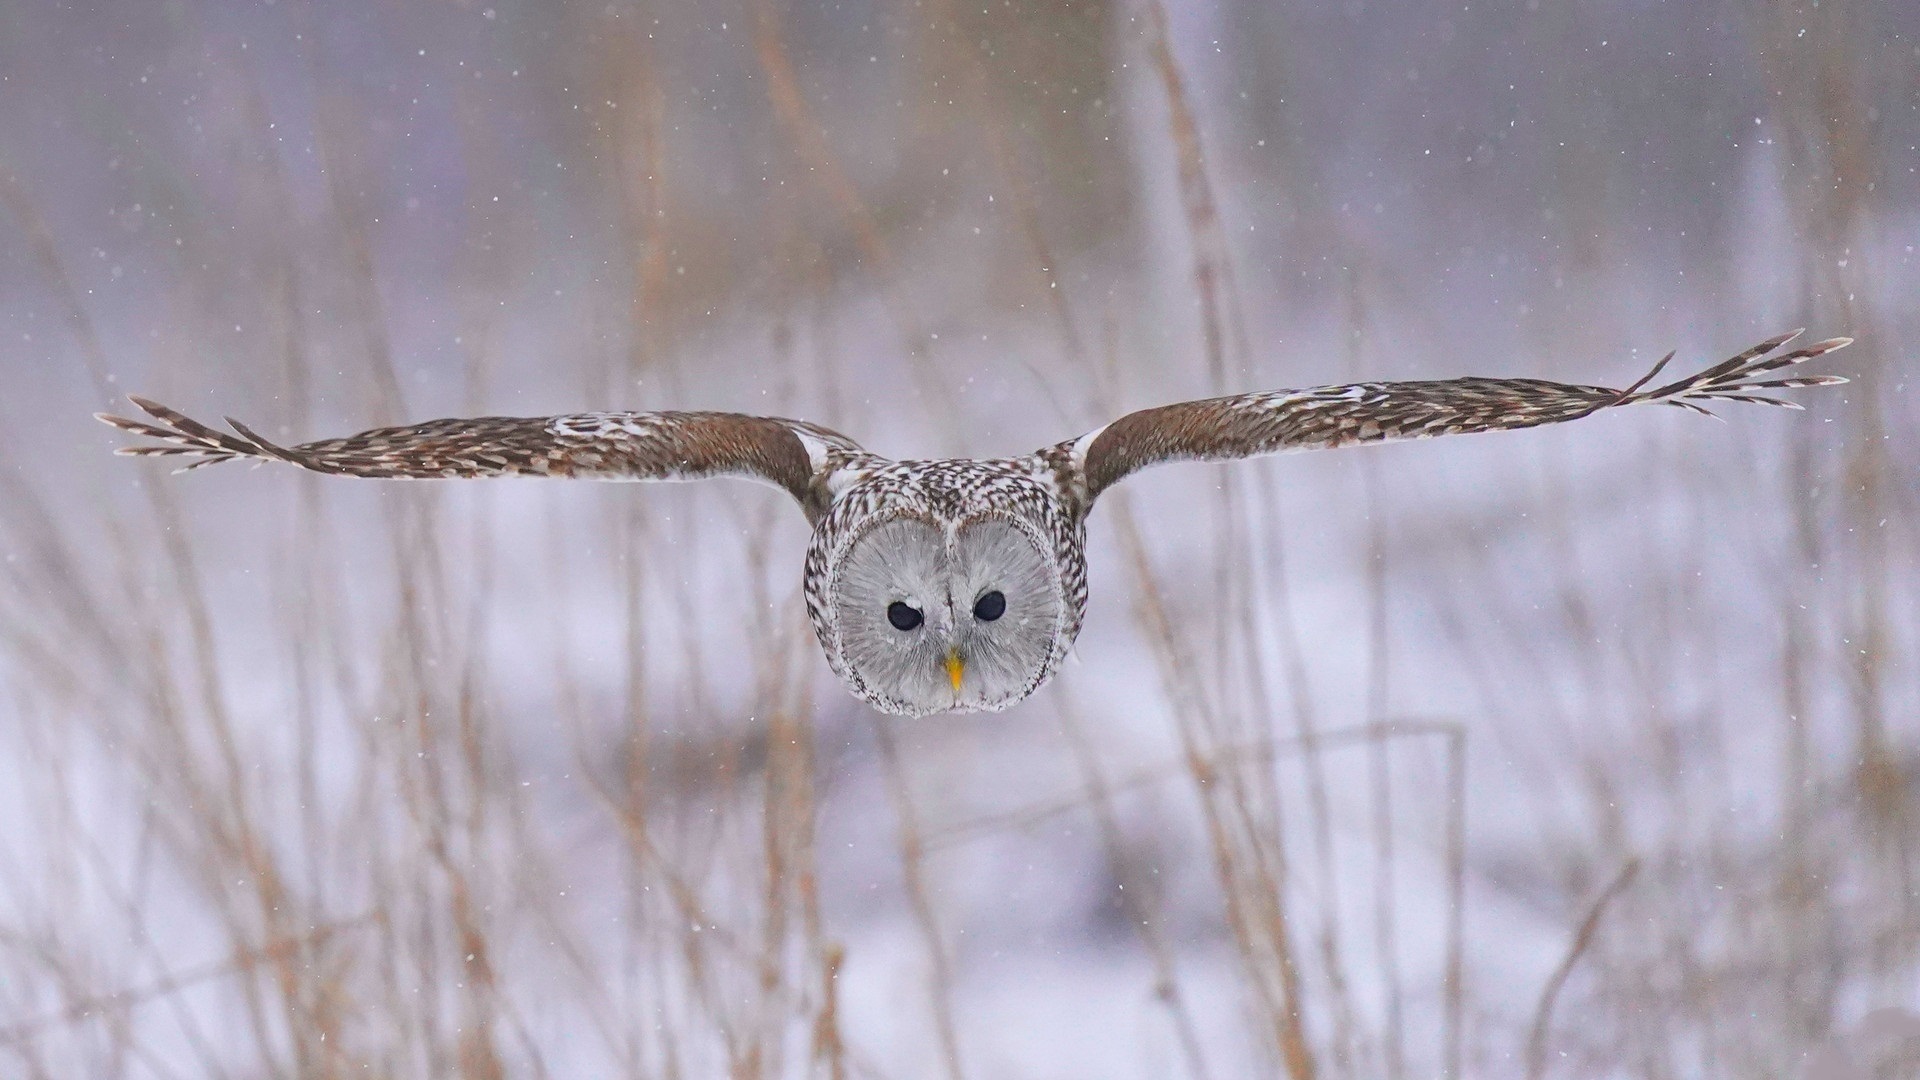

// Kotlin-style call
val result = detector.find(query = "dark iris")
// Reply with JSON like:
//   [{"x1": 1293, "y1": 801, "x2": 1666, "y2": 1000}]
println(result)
[
  {"x1": 973, "y1": 590, "x2": 1006, "y2": 622},
  {"x1": 887, "y1": 601, "x2": 924, "y2": 632}
]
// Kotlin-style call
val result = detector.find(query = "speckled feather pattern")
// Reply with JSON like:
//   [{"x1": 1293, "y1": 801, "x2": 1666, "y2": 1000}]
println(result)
[
  {"x1": 1067, "y1": 330, "x2": 1851, "y2": 499},
  {"x1": 98, "y1": 400, "x2": 874, "y2": 520},
  {"x1": 98, "y1": 330, "x2": 1849, "y2": 715}
]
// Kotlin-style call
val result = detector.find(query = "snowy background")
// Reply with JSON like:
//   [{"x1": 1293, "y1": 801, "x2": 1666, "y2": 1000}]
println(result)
[{"x1": 0, "y1": 1, "x2": 1916, "y2": 1077}]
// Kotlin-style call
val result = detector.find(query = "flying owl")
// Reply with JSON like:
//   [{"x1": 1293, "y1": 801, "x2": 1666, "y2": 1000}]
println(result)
[{"x1": 99, "y1": 330, "x2": 1848, "y2": 716}]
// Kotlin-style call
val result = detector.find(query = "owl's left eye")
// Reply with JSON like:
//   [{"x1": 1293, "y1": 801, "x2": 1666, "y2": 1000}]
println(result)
[{"x1": 972, "y1": 591, "x2": 1006, "y2": 622}]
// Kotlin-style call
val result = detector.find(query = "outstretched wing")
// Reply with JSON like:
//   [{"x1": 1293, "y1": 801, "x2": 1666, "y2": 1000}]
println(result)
[
  {"x1": 97, "y1": 400, "x2": 879, "y2": 519},
  {"x1": 1059, "y1": 330, "x2": 1850, "y2": 504}
]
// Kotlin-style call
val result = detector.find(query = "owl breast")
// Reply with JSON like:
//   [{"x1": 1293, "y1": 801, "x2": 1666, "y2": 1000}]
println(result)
[{"x1": 803, "y1": 459, "x2": 1088, "y2": 716}]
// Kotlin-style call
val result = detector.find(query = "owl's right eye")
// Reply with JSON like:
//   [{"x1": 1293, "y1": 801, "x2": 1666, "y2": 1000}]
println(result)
[{"x1": 887, "y1": 602, "x2": 924, "y2": 632}]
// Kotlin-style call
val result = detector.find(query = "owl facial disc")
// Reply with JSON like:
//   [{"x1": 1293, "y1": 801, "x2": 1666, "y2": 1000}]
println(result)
[{"x1": 825, "y1": 513, "x2": 1064, "y2": 716}]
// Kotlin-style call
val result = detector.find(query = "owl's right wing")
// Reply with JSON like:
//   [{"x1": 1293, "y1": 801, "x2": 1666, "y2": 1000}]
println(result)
[
  {"x1": 97, "y1": 399, "x2": 880, "y2": 519},
  {"x1": 1053, "y1": 330, "x2": 1849, "y2": 508}
]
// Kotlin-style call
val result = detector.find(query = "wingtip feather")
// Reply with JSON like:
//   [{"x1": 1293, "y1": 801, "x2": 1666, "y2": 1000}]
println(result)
[
  {"x1": 127, "y1": 395, "x2": 173, "y2": 420},
  {"x1": 224, "y1": 416, "x2": 298, "y2": 463},
  {"x1": 96, "y1": 412, "x2": 148, "y2": 434}
]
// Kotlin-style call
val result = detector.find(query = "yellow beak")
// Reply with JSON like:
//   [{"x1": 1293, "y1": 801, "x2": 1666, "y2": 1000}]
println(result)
[{"x1": 945, "y1": 649, "x2": 965, "y2": 695}]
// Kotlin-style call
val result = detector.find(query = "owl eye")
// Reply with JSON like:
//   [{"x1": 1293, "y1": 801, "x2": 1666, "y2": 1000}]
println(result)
[
  {"x1": 887, "y1": 601, "x2": 924, "y2": 632},
  {"x1": 972, "y1": 590, "x2": 1006, "y2": 622}
]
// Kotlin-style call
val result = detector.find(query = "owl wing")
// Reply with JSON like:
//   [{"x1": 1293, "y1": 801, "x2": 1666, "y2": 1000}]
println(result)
[
  {"x1": 97, "y1": 399, "x2": 879, "y2": 519},
  {"x1": 1058, "y1": 330, "x2": 1850, "y2": 505}
]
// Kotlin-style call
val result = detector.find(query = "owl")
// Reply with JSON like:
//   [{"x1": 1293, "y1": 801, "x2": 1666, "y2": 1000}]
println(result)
[{"x1": 100, "y1": 330, "x2": 1848, "y2": 716}]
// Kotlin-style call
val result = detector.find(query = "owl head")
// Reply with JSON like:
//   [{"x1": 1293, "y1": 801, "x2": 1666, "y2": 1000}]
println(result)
[{"x1": 819, "y1": 508, "x2": 1071, "y2": 716}]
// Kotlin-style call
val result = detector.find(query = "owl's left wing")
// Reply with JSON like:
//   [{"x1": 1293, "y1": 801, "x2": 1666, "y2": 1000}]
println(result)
[
  {"x1": 1055, "y1": 330, "x2": 1849, "y2": 507},
  {"x1": 98, "y1": 399, "x2": 879, "y2": 519}
]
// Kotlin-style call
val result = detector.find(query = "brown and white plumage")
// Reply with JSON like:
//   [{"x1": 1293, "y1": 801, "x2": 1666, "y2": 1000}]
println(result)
[
  {"x1": 1062, "y1": 329, "x2": 1850, "y2": 502},
  {"x1": 100, "y1": 400, "x2": 880, "y2": 520},
  {"x1": 99, "y1": 330, "x2": 1850, "y2": 716}
]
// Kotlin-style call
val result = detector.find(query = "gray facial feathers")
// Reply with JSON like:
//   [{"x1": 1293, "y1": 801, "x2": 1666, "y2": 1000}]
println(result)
[
  {"x1": 949, "y1": 520, "x2": 1061, "y2": 710},
  {"x1": 830, "y1": 518, "x2": 955, "y2": 715},
  {"x1": 825, "y1": 512, "x2": 1063, "y2": 716}
]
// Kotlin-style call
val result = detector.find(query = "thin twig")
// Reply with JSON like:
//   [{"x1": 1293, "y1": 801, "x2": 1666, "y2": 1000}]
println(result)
[
  {"x1": 0, "y1": 916, "x2": 378, "y2": 1048},
  {"x1": 870, "y1": 722, "x2": 968, "y2": 1080},
  {"x1": 1525, "y1": 858, "x2": 1642, "y2": 1080}
]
